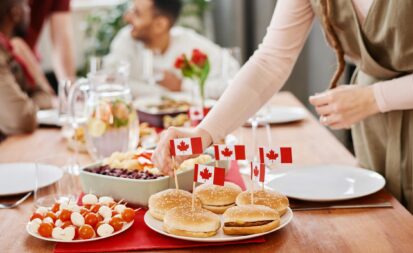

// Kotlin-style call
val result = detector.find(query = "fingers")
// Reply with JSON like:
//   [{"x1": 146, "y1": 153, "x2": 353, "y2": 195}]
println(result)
[{"x1": 309, "y1": 92, "x2": 332, "y2": 107}]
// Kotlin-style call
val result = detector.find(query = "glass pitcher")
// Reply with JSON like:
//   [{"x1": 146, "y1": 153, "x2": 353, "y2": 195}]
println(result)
[{"x1": 68, "y1": 74, "x2": 139, "y2": 161}]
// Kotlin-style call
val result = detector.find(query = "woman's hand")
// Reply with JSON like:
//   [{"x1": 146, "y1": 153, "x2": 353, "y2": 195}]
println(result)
[
  {"x1": 152, "y1": 127, "x2": 213, "y2": 175},
  {"x1": 309, "y1": 85, "x2": 380, "y2": 129}
]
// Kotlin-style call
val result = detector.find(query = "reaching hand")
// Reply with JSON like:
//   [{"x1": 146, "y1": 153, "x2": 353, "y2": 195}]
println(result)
[
  {"x1": 309, "y1": 85, "x2": 380, "y2": 129},
  {"x1": 152, "y1": 127, "x2": 213, "y2": 175}
]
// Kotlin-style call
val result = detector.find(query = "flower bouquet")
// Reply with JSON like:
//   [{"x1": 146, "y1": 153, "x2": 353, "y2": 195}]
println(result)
[{"x1": 174, "y1": 49, "x2": 210, "y2": 107}]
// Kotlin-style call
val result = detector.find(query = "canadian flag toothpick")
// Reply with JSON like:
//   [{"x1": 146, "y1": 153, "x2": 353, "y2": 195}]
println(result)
[
  {"x1": 259, "y1": 147, "x2": 293, "y2": 165},
  {"x1": 189, "y1": 106, "x2": 205, "y2": 121},
  {"x1": 214, "y1": 144, "x2": 246, "y2": 161},
  {"x1": 250, "y1": 162, "x2": 265, "y2": 183},
  {"x1": 170, "y1": 137, "x2": 203, "y2": 156},
  {"x1": 194, "y1": 164, "x2": 225, "y2": 186}
]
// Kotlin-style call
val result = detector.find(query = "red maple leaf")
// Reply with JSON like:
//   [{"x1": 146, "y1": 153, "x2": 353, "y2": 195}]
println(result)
[
  {"x1": 266, "y1": 150, "x2": 279, "y2": 161},
  {"x1": 221, "y1": 147, "x2": 233, "y2": 157},
  {"x1": 193, "y1": 110, "x2": 200, "y2": 116},
  {"x1": 200, "y1": 168, "x2": 212, "y2": 180},
  {"x1": 253, "y1": 166, "x2": 259, "y2": 177},
  {"x1": 177, "y1": 141, "x2": 189, "y2": 152}
]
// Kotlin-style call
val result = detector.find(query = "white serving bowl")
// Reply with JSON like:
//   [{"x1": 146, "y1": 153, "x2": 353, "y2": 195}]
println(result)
[{"x1": 79, "y1": 160, "x2": 228, "y2": 207}]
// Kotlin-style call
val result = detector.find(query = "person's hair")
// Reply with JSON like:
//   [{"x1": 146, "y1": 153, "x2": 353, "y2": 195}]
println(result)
[
  {"x1": 0, "y1": 0, "x2": 19, "y2": 23},
  {"x1": 320, "y1": 0, "x2": 345, "y2": 89},
  {"x1": 152, "y1": 0, "x2": 182, "y2": 25}
]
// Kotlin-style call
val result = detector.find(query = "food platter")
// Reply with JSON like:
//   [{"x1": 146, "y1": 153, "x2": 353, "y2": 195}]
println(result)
[
  {"x1": 144, "y1": 208, "x2": 293, "y2": 242},
  {"x1": 26, "y1": 220, "x2": 134, "y2": 243}
]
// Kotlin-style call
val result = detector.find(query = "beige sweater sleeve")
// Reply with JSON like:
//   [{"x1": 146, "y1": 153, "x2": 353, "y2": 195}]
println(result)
[
  {"x1": 0, "y1": 57, "x2": 38, "y2": 135},
  {"x1": 199, "y1": 0, "x2": 315, "y2": 142}
]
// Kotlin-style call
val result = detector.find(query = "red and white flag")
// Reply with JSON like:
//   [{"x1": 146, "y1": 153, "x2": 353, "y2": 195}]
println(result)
[
  {"x1": 170, "y1": 137, "x2": 203, "y2": 156},
  {"x1": 214, "y1": 144, "x2": 246, "y2": 161},
  {"x1": 189, "y1": 106, "x2": 205, "y2": 121},
  {"x1": 259, "y1": 147, "x2": 293, "y2": 165},
  {"x1": 250, "y1": 162, "x2": 265, "y2": 183},
  {"x1": 194, "y1": 164, "x2": 225, "y2": 186}
]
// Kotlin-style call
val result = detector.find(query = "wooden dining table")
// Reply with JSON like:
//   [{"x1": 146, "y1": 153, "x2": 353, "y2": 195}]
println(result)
[{"x1": 1, "y1": 92, "x2": 412, "y2": 253}]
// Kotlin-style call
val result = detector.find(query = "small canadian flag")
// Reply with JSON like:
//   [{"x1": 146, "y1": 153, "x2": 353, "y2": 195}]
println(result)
[
  {"x1": 259, "y1": 147, "x2": 293, "y2": 165},
  {"x1": 170, "y1": 137, "x2": 203, "y2": 156},
  {"x1": 250, "y1": 162, "x2": 265, "y2": 183},
  {"x1": 189, "y1": 106, "x2": 205, "y2": 121},
  {"x1": 194, "y1": 164, "x2": 225, "y2": 186},
  {"x1": 214, "y1": 144, "x2": 246, "y2": 161}
]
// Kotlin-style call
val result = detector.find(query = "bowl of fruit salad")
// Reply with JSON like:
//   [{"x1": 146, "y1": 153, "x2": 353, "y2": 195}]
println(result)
[{"x1": 79, "y1": 149, "x2": 227, "y2": 206}]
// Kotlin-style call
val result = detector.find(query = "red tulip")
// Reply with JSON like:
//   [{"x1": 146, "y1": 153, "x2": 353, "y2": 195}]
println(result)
[
  {"x1": 191, "y1": 49, "x2": 208, "y2": 67},
  {"x1": 174, "y1": 54, "x2": 185, "y2": 69}
]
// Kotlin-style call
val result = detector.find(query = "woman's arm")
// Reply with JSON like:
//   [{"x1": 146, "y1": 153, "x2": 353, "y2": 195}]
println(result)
[
  {"x1": 152, "y1": 0, "x2": 315, "y2": 173},
  {"x1": 198, "y1": 0, "x2": 315, "y2": 143},
  {"x1": 373, "y1": 74, "x2": 413, "y2": 112}
]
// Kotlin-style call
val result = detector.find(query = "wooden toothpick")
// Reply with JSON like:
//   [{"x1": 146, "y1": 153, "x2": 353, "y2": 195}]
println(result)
[{"x1": 172, "y1": 156, "x2": 179, "y2": 189}]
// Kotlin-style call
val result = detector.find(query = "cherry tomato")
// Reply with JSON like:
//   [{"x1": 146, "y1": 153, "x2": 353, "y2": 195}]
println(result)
[
  {"x1": 121, "y1": 208, "x2": 135, "y2": 223},
  {"x1": 109, "y1": 217, "x2": 123, "y2": 232},
  {"x1": 84, "y1": 213, "x2": 99, "y2": 227},
  {"x1": 59, "y1": 209, "x2": 72, "y2": 222},
  {"x1": 90, "y1": 204, "x2": 101, "y2": 213},
  {"x1": 45, "y1": 212, "x2": 57, "y2": 222},
  {"x1": 61, "y1": 221, "x2": 73, "y2": 229},
  {"x1": 83, "y1": 204, "x2": 91, "y2": 209},
  {"x1": 30, "y1": 213, "x2": 43, "y2": 221},
  {"x1": 51, "y1": 203, "x2": 60, "y2": 213},
  {"x1": 38, "y1": 223, "x2": 53, "y2": 238},
  {"x1": 97, "y1": 214, "x2": 104, "y2": 222},
  {"x1": 78, "y1": 225, "x2": 95, "y2": 239},
  {"x1": 80, "y1": 208, "x2": 90, "y2": 217}
]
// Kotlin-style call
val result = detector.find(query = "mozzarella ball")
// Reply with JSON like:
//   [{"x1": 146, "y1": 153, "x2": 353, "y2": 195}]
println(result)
[
  {"x1": 82, "y1": 194, "x2": 98, "y2": 205},
  {"x1": 70, "y1": 212, "x2": 85, "y2": 227},
  {"x1": 96, "y1": 223, "x2": 114, "y2": 237}
]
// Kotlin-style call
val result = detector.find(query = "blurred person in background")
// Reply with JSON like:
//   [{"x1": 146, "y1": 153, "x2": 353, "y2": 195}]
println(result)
[
  {"x1": 105, "y1": 0, "x2": 239, "y2": 99},
  {"x1": 0, "y1": 0, "x2": 54, "y2": 138},
  {"x1": 24, "y1": 0, "x2": 75, "y2": 89}
]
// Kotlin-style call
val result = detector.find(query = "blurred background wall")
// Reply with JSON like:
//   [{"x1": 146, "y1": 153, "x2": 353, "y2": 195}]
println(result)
[{"x1": 37, "y1": 0, "x2": 349, "y2": 146}]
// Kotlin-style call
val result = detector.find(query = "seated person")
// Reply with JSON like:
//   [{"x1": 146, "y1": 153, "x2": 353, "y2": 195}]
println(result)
[
  {"x1": 105, "y1": 0, "x2": 239, "y2": 99},
  {"x1": 0, "y1": 0, "x2": 54, "y2": 137}
]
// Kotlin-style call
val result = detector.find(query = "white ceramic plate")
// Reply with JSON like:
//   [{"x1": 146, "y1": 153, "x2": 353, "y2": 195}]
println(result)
[
  {"x1": 0, "y1": 163, "x2": 63, "y2": 196},
  {"x1": 144, "y1": 208, "x2": 293, "y2": 242},
  {"x1": 246, "y1": 106, "x2": 307, "y2": 126},
  {"x1": 37, "y1": 109, "x2": 63, "y2": 127},
  {"x1": 26, "y1": 220, "x2": 133, "y2": 243},
  {"x1": 265, "y1": 164, "x2": 386, "y2": 202}
]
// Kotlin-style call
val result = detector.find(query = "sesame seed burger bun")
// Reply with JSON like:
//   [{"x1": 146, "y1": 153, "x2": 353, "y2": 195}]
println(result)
[
  {"x1": 148, "y1": 189, "x2": 201, "y2": 221},
  {"x1": 194, "y1": 182, "x2": 242, "y2": 214},
  {"x1": 163, "y1": 206, "x2": 221, "y2": 238},
  {"x1": 236, "y1": 190, "x2": 289, "y2": 216}
]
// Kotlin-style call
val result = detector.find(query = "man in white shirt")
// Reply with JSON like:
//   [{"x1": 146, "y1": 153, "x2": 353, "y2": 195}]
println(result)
[{"x1": 104, "y1": 0, "x2": 239, "y2": 99}]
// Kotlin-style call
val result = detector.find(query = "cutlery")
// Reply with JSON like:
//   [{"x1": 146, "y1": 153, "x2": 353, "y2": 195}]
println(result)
[
  {"x1": 291, "y1": 202, "x2": 392, "y2": 211},
  {"x1": 0, "y1": 192, "x2": 32, "y2": 209}
]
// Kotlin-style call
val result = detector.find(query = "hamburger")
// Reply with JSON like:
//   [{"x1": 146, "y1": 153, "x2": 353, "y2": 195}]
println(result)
[
  {"x1": 222, "y1": 205, "x2": 280, "y2": 235},
  {"x1": 236, "y1": 190, "x2": 289, "y2": 216},
  {"x1": 163, "y1": 206, "x2": 221, "y2": 238},
  {"x1": 194, "y1": 182, "x2": 242, "y2": 214},
  {"x1": 148, "y1": 189, "x2": 201, "y2": 221}
]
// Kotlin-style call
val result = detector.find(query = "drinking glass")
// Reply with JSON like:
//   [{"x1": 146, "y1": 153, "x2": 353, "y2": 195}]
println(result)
[{"x1": 34, "y1": 155, "x2": 81, "y2": 208}]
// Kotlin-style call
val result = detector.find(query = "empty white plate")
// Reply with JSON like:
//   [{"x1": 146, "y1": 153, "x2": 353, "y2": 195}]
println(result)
[
  {"x1": 37, "y1": 109, "x2": 63, "y2": 127},
  {"x1": 246, "y1": 106, "x2": 307, "y2": 126},
  {"x1": 0, "y1": 163, "x2": 63, "y2": 196},
  {"x1": 265, "y1": 164, "x2": 385, "y2": 201}
]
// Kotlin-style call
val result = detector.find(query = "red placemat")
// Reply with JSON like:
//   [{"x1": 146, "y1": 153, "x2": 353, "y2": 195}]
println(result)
[{"x1": 54, "y1": 162, "x2": 262, "y2": 253}]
